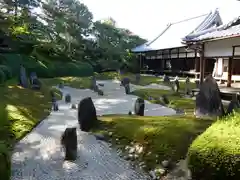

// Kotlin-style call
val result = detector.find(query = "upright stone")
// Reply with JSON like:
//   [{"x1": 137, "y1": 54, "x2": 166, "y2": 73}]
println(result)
[
  {"x1": 78, "y1": 97, "x2": 98, "y2": 132},
  {"x1": 172, "y1": 76, "x2": 180, "y2": 93},
  {"x1": 19, "y1": 64, "x2": 28, "y2": 88},
  {"x1": 135, "y1": 74, "x2": 141, "y2": 84},
  {"x1": 59, "y1": 82, "x2": 64, "y2": 89},
  {"x1": 53, "y1": 102, "x2": 59, "y2": 111},
  {"x1": 125, "y1": 84, "x2": 130, "y2": 94},
  {"x1": 195, "y1": 75, "x2": 225, "y2": 117},
  {"x1": 134, "y1": 98, "x2": 145, "y2": 116},
  {"x1": 163, "y1": 74, "x2": 170, "y2": 84},
  {"x1": 65, "y1": 94, "x2": 71, "y2": 103},
  {"x1": 61, "y1": 127, "x2": 77, "y2": 161},
  {"x1": 226, "y1": 93, "x2": 240, "y2": 115},
  {"x1": 90, "y1": 76, "x2": 97, "y2": 90},
  {"x1": 30, "y1": 72, "x2": 41, "y2": 90},
  {"x1": 185, "y1": 76, "x2": 191, "y2": 95}
]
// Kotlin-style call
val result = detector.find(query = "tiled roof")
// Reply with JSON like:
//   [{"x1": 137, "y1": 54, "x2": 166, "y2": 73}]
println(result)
[
  {"x1": 184, "y1": 24, "x2": 240, "y2": 42},
  {"x1": 132, "y1": 9, "x2": 222, "y2": 52},
  {"x1": 184, "y1": 15, "x2": 240, "y2": 42}
]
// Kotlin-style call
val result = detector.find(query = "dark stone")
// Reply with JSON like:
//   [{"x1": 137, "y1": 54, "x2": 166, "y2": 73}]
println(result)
[
  {"x1": 71, "y1": 104, "x2": 77, "y2": 109},
  {"x1": 185, "y1": 77, "x2": 191, "y2": 95},
  {"x1": 226, "y1": 94, "x2": 240, "y2": 115},
  {"x1": 65, "y1": 94, "x2": 71, "y2": 103},
  {"x1": 93, "y1": 85, "x2": 99, "y2": 92},
  {"x1": 160, "y1": 95, "x2": 169, "y2": 105},
  {"x1": 128, "y1": 111, "x2": 132, "y2": 115},
  {"x1": 78, "y1": 97, "x2": 98, "y2": 132},
  {"x1": 59, "y1": 82, "x2": 64, "y2": 89},
  {"x1": 121, "y1": 77, "x2": 130, "y2": 87},
  {"x1": 163, "y1": 74, "x2": 170, "y2": 83},
  {"x1": 61, "y1": 127, "x2": 77, "y2": 161},
  {"x1": 134, "y1": 98, "x2": 145, "y2": 116},
  {"x1": 124, "y1": 84, "x2": 130, "y2": 94},
  {"x1": 97, "y1": 89, "x2": 104, "y2": 96},
  {"x1": 90, "y1": 76, "x2": 97, "y2": 90},
  {"x1": 195, "y1": 75, "x2": 225, "y2": 117},
  {"x1": 94, "y1": 134, "x2": 107, "y2": 141},
  {"x1": 135, "y1": 74, "x2": 141, "y2": 84},
  {"x1": 29, "y1": 72, "x2": 41, "y2": 90},
  {"x1": 98, "y1": 83, "x2": 104, "y2": 87},
  {"x1": 172, "y1": 77, "x2": 180, "y2": 93},
  {"x1": 53, "y1": 102, "x2": 59, "y2": 111},
  {"x1": 19, "y1": 65, "x2": 28, "y2": 88}
]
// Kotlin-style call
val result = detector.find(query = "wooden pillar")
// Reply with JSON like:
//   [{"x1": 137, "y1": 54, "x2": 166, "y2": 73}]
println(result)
[
  {"x1": 199, "y1": 44, "x2": 205, "y2": 84},
  {"x1": 227, "y1": 57, "x2": 233, "y2": 87}
]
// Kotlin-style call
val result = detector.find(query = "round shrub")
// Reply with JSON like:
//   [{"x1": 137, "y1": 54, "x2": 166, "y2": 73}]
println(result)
[
  {"x1": 0, "y1": 65, "x2": 12, "y2": 80},
  {"x1": 0, "y1": 69, "x2": 6, "y2": 84},
  {"x1": 187, "y1": 112, "x2": 240, "y2": 180}
]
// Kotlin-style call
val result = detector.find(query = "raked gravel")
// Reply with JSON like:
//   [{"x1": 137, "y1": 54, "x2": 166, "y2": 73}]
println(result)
[{"x1": 11, "y1": 80, "x2": 176, "y2": 180}]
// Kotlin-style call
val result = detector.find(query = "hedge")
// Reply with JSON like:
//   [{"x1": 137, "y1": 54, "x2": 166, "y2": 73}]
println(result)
[
  {"x1": 0, "y1": 65, "x2": 12, "y2": 80},
  {"x1": 0, "y1": 69, "x2": 5, "y2": 84},
  {"x1": 187, "y1": 112, "x2": 240, "y2": 180}
]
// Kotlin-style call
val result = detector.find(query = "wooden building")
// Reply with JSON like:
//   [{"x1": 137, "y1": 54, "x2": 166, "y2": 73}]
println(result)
[
  {"x1": 183, "y1": 15, "x2": 240, "y2": 87},
  {"x1": 131, "y1": 9, "x2": 222, "y2": 78}
]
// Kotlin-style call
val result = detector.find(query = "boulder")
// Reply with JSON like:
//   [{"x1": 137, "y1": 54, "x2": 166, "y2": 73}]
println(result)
[
  {"x1": 71, "y1": 104, "x2": 77, "y2": 109},
  {"x1": 121, "y1": 77, "x2": 130, "y2": 87},
  {"x1": 125, "y1": 84, "x2": 130, "y2": 94},
  {"x1": 93, "y1": 85, "x2": 99, "y2": 92},
  {"x1": 78, "y1": 97, "x2": 98, "y2": 132},
  {"x1": 195, "y1": 75, "x2": 225, "y2": 117},
  {"x1": 97, "y1": 89, "x2": 104, "y2": 96},
  {"x1": 65, "y1": 94, "x2": 71, "y2": 103},
  {"x1": 134, "y1": 98, "x2": 145, "y2": 116},
  {"x1": 226, "y1": 93, "x2": 240, "y2": 115},
  {"x1": 61, "y1": 127, "x2": 77, "y2": 161},
  {"x1": 128, "y1": 111, "x2": 132, "y2": 115}
]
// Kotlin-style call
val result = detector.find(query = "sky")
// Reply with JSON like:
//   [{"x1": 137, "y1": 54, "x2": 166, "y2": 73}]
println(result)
[{"x1": 81, "y1": 0, "x2": 240, "y2": 41}]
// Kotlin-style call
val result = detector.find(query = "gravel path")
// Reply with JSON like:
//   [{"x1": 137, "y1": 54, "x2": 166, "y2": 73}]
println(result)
[{"x1": 11, "y1": 80, "x2": 176, "y2": 180}]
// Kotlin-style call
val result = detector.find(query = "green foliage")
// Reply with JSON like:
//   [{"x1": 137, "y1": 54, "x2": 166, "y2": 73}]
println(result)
[
  {"x1": 0, "y1": 65, "x2": 12, "y2": 80},
  {"x1": 187, "y1": 112, "x2": 240, "y2": 180},
  {"x1": 0, "y1": 141, "x2": 10, "y2": 180},
  {"x1": 0, "y1": 69, "x2": 6, "y2": 84}
]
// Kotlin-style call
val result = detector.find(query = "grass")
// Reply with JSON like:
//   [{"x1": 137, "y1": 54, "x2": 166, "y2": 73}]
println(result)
[
  {"x1": 132, "y1": 89, "x2": 195, "y2": 114},
  {"x1": 0, "y1": 79, "x2": 61, "y2": 178},
  {"x1": 94, "y1": 115, "x2": 213, "y2": 170}
]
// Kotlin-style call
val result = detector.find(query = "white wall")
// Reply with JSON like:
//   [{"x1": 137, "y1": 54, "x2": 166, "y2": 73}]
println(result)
[{"x1": 205, "y1": 37, "x2": 240, "y2": 57}]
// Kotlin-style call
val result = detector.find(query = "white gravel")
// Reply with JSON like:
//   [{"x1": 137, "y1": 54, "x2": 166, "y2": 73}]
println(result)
[{"x1": 11, "y1": 80, "x2": 176, "y2": 180}]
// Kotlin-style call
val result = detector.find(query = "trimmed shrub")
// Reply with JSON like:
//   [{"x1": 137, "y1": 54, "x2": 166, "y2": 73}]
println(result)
[
  {"x1": 187, "y1": 112, "x2": 240, "y2": 180},
  {"x1": 0, "y1": 65, "x2": 12, "y2": 80},
  {"x1": 0, "y1": 69, "x2": 5, "y2": 84}
]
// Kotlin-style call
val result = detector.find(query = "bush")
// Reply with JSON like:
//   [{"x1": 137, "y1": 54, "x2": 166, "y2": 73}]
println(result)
[
  {"x1": 0, "y1": 142, "x2": 10, "y2": 180},
  {"x1": 0, "y1": 65, "x2": 12, "y2": 80},
  {"x1": 0, "y1": 69, "x2": 5, "y2": 84},
  {"x1": 187, "y1": 112, "x2": 240, "y2": 180}
]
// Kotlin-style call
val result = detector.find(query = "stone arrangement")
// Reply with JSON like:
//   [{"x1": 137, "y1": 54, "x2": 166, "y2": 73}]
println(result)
[
  {"x1": 78, "y1": 97, "x2": 98, "y2": 132},
  {"x1": 134, "y1": 98, "x2": 145, "y2": 116},
  {"x1": 226, "y1": 93, "x2": 240, "y2": 115},
  {"x1": 195, "y1": 75, "x2": 225, "y2": 117},
  {"x1": 61, "y1": 127, "x2": 77, "y2": 161},
  {"x1": 65, "y1": 94, "x2": 71, "y2": 103}
]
